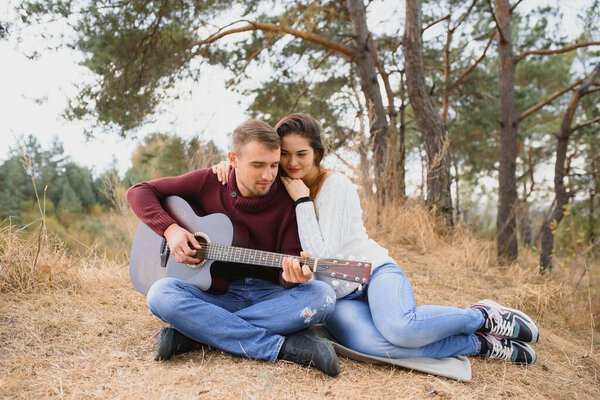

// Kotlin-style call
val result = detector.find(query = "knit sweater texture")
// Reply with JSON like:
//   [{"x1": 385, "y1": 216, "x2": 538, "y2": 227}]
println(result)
[
  {"x1": 295, "y1": 173, "x2": 395, "y2": 298},
  {"x1": 126, "y1": 168, "x2": 302, "y2": 287}
]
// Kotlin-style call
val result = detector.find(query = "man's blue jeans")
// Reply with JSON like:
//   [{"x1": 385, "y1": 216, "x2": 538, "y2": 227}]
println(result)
[
  {"x1": 147, "y1": 277, "x2": 336, "y2": 362},
  {"x1": 325, "y1": 264, "x2": 483, "y2": 359}
]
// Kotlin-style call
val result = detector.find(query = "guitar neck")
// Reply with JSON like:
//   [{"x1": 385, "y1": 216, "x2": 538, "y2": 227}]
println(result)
[{"x1": 205, "y1": 243, "x2": 311, "y2": 269}]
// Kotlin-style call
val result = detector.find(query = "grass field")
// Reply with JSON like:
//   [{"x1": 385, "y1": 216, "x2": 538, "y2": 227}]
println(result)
[{"x1": 1, "y1": 202, "x2": 598, "y2": 399}]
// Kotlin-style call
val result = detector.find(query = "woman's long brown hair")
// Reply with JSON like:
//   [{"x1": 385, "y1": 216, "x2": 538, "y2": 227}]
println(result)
[{"x1": 274, "y1": 113, "x2": 328, "y2": 200}]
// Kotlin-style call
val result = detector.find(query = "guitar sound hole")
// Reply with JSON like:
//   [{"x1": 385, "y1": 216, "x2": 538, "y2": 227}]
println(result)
[{"x1": 192, "y1": 234, "x2": 209, "y2": 265}]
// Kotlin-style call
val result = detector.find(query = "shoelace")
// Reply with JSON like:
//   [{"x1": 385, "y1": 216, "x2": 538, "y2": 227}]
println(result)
[
  {"x1": 489, "y1": 311, "x2": 516, "y2": 337},
  {"x1": 489, "y1": 337, "x2": 512, "y2": 360}
]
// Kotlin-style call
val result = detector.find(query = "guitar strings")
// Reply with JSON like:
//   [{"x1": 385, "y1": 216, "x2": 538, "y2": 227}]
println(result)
[
  {"x1": 203, "y1": 242, "x2": 369, "y2": 268},
  {"x1": 184, "y1": 244, "x2": 368, "y2": 282}
]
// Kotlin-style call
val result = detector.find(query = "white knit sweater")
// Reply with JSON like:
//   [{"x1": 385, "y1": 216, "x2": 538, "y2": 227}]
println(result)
[{"x1": 295, "y1": 173, "x2": 394, "y2": 298}]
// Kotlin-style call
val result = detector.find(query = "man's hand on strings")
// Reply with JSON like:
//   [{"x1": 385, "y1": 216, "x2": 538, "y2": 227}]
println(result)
[
  {"x1": 164, "y1": 223, "x2": 202, "y2": 264},
  {"x1": 282, "y1": 251, "x2": 313, "y2": 283}
]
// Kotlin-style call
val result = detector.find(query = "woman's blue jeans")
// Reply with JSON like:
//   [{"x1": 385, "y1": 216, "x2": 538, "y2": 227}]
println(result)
[
  {"x1": 325, "y1": 264, "x2": 483, "y2": 359},
  {"x1": 147, "y1": 277, "x2": 336, "y2": 362}
]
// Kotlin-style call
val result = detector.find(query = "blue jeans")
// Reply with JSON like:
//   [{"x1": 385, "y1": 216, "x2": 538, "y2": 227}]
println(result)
[
  {"x1": 325, "y1": 264, "x2": 483, "y2": 359},
  {"x1": 147, "y1": 277, "x2": 336, "y2": 362}
]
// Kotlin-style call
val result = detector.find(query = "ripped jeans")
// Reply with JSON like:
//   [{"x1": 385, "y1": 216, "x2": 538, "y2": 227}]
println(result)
[{"x1": 147, "y1": 277, "x2": 336, "y2": 362}]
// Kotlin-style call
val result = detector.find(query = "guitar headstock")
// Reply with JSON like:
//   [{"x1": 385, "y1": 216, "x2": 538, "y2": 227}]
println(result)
[{"x1": 314, "y1": 257, "x2": 372, "y2": 284}]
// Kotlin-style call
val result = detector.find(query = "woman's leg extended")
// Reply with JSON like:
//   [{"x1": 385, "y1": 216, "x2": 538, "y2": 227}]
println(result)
[
  {"x1": 368, "y1": 264, "x2": 484, "y2": 348},
  {"x1": 325, "y1": 299, "x2": 479, "y2": 359}
]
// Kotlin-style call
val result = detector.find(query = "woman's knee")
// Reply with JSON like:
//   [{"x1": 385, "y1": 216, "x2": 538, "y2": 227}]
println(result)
[
  {"x1": 374, "y1": 314, "x2": 428, "y2": 348},
  {"x1": 326, "y1": 302, "x2": 391, "y2": 355}
]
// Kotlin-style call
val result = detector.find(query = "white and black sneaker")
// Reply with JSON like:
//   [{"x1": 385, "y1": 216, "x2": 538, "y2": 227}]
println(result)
[
  {"x1": 472, "y1": 299, "x2": 539, "y2": 343},
  {"x1": 476, "y1": 332, "x2": 537, "y2": 365}
]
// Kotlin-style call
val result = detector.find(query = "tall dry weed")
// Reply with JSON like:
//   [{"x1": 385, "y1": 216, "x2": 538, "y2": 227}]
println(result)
[
  {"x1": 95, "y1": 172, "x2": 138, "y2": 261},
  {"x1": 362, "y1": 199, "x2": 448, "y2": 254},
  {"x1": 0, "y1": 152, "x2": 82, "y2": 293},
  {"x1": 0, "y1": 220, "x2": 81, "y2": 293}
]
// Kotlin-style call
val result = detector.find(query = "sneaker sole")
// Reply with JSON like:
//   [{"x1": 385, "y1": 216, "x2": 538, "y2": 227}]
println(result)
[{"x1": 477, "y1": 299, "x2": 539, "y2": 343}]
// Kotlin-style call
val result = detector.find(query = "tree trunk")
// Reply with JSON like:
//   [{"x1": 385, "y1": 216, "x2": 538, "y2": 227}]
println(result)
[
  {"x1": 539, "y1": 63, "x2": 600, "y2": 272},
  {"x1": 346, "y1": 0, "x2": 390, "y2": 203},
  {"x1": 589, "y1": 156, "x2": 597, "y2": 244},
  {"x1": 404, "y1": 0, "x2": 454, "y2": 226},
  {"x1": 372, "y1": 47, "x2": 406, "y2": 200},
  {"x1": 398, "y1": 71, "x2": 407, "y2": 198},
  {"x1": 517, "y1": 197, "x2": 532, "y2": 247},
  {"x1": 494, "y1": 0, "x2": 519, "y2": 264},
  {"x1": 452, "y1": 155, "x2": 461, "y2": 222},
  {"x1": 442, "y1": 22, "x2": 453, "y2": 124}
]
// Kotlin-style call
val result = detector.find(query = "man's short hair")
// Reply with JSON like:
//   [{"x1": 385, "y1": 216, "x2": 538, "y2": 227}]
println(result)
[{"x1": 232, "y1": 120, "x2": 280, "y2": 154}]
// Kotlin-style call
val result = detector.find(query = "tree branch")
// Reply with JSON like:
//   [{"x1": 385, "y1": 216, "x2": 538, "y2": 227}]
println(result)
[
  {"x1": 518, "y1": 78, "x2": 584, "y2": 122},
  {"x1": 448, "y1": 31, "x2": 495, "y2": 91},
  {"x1": 291, "y1": 49, "x2": 335, "y2": 111},
  {"x1": 516, "y1": 41, "x2": 600, "y2": 63},
  {"x1": 451, "y1": 0, "x2": 478, "y2": 33},
  {"x1": 196, "y1": 20, "x2": 356, "y2": 59},
  {"x1": 583, "y1": 87, "x2": 600, "y2": 96},
  {"x1": 510, "y1": 0, "x2": 525, "y2": 13},
  {"x1": 231, "y1": 34, "x2": 281, "y2": 84},
  {"x1": 572, "y1": 115, "x2": 600, "y2": 132},
  {"x1": 422, "y1": 14, "x2": 451, "y2": 33}
]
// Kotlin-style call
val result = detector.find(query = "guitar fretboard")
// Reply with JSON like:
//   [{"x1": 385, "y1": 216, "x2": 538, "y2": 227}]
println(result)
[{"x1": 205, "y1": 242, "x2": 313, "y2": 269}]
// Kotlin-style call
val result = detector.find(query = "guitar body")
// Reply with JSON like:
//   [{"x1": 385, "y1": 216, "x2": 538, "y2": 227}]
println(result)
[
  {"x1": 129, "y1": 196, "x2": 371, "y2": 296},
  {"x1": 129, "y1": 197, "x2": 233, "y2": 295}
]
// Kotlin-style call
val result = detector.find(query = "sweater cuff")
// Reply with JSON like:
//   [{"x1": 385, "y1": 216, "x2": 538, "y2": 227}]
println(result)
[{"x1": 294, "y1": 196, "x2": 312, "y2": 206}]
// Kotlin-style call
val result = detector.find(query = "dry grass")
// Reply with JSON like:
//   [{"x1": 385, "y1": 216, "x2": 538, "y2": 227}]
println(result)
[{"x1": 1, "y1": 201, "x2": 599, "y2": 399}]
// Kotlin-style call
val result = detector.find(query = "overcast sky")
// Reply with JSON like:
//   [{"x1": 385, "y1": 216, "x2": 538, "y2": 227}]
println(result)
[
  {"x1": 0, "y1": 0, "x2": 593, "y2": 179},
  {"x1": 0, "y1": 0, "x2": 251, "y2": 176}
]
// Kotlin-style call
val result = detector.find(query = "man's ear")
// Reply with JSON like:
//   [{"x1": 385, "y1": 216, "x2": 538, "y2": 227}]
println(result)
[{"x1": 228, "y1": 151, "x2": 236, "y2": 168}]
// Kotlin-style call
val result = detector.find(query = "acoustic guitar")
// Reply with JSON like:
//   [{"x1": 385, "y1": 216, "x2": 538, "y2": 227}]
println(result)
[{"x1": 129, "y1": 196, "x2": 372, "y2": 295}]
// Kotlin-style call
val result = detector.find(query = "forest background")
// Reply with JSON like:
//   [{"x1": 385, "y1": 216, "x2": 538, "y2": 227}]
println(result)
[
  {"x1": 1, "y1": 0, "x2": 599, "y2": 398},
  {"x1": 1, "y1": 0, "x2": 598, "y2": 268}
]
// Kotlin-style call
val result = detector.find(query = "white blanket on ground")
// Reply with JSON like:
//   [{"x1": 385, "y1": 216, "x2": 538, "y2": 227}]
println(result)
[{"x1": 310, "y1": 326, "x2": 472, "y2": 382}]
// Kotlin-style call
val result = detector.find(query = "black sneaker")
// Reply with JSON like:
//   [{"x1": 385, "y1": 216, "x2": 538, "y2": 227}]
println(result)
[
  {"x1": 154, "y1": 327, "x2": 205, "y2": 361},
  {"x1": 472, "y1": 299, "x2": 539, "y2": 343},
  {"x1": 278, "y1": 329, "x2": 340, "y2": 377},
  {"x1": 476, "y1": 332, "x2": 537, "y2": 364}
]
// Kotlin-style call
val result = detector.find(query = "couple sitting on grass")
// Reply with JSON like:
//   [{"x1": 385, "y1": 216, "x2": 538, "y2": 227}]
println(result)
[{"x1": 126, "y1": 113, "x2": 539, "y2": 377}]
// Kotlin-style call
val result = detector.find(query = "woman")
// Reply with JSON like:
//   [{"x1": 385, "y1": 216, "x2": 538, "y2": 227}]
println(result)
[{"x1": 213, "y1": 113, "x2": 539, "y2": 364}]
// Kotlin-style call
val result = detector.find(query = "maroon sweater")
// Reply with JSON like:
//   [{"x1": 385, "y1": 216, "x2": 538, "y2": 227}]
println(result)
[{"x1": 126, "y1": 168, "x2": 301, "y2": 287}]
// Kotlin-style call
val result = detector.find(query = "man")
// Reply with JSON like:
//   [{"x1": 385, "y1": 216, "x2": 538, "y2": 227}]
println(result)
[{"x1": 126, "y1": 120, "x2": 339, "y2": 376}]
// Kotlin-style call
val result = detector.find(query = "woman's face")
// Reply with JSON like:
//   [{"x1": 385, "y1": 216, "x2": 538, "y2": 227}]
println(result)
[{"x1": 280, "y1": 133, "x2": 318, "y2": 180}]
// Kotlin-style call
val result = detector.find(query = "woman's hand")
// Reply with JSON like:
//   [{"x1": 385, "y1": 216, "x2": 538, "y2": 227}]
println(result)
[
  {"x1": 211, "y1": 160, "x2": 230, "y2": 184},
  {"x1": 164, "y1": 223, "x2": 202, "y2": 264},
  {"x1": 281, "y1": 251, "x2": 313, "y2": 283},
  {"x1": 280, "y1": 176, "x2": 310, "y2": 201}
]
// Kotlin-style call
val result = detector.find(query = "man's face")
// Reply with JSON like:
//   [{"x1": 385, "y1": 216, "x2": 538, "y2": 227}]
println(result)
[{"x1": 229, "y1": 141, "x2": 280, "y2": 197}]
